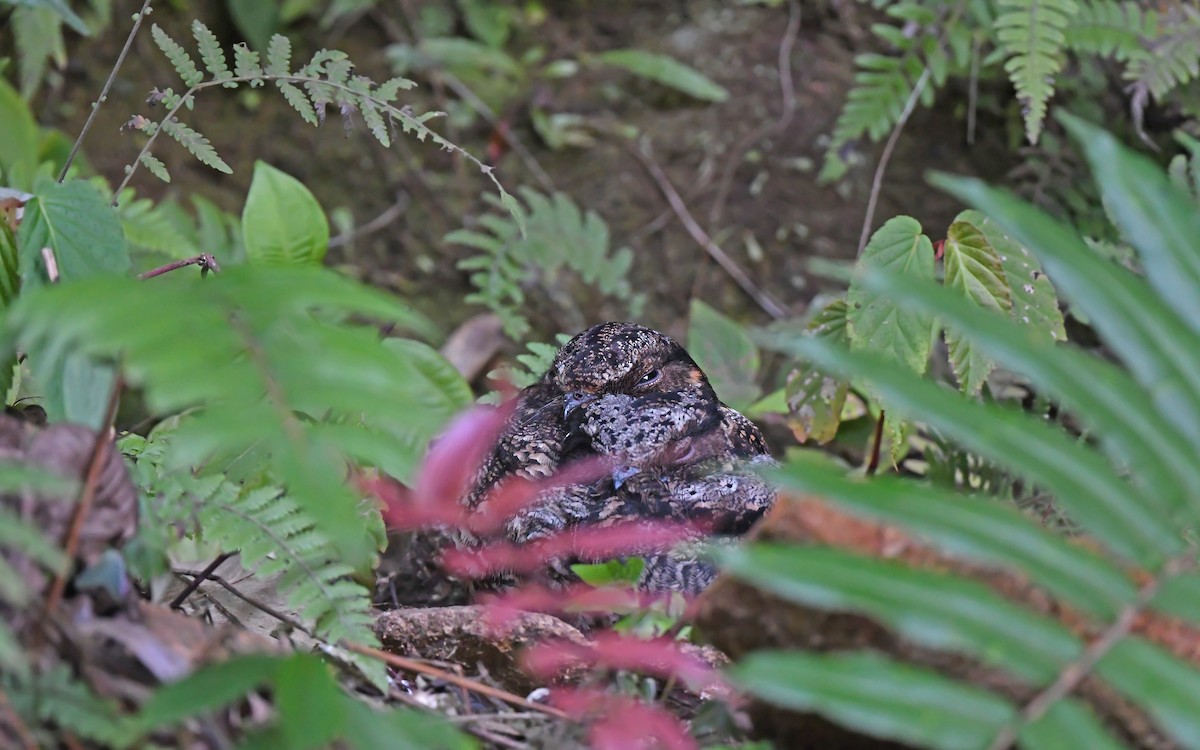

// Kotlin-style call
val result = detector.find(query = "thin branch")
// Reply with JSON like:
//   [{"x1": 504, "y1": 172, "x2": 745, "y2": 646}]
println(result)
[
  {"x1": 138, "y1": 253, "x2": 221, "y2": 280},
  {"x1": 629, "y1": 141, "x2": 789, "y2": 320},
  {"x1": 60, "y1": 0, "x2": 154, "y2": 182},
  {"x1": 984, "y1": 555, "x2": 1195, "y2": 750},
  {"x1": 866, "y1": 410, "x2": 885, "y2": 476},
  {"x1": 708, "y1": 0, "x2": 801, "y2": 228},
  {"x1": 347, "y1": 643, "x2": 572, "y2": 720},
  {"x1": 43, "y1": 377, "x2": 124, "y2": 613},
  {"x1": 856, "y1": 67, "x2": 931, "y2": 256},
  {"x1": 328, "y1": 192, "x2": 410, "y2": 249},
  {"x1": 169, "y1": 552, "x2": 234, "y2": 609},
  {"x1": 0, "y1": 687, "x2": 37, "y2": 750},
  {"x1": 436, "y1": 71, "x2": 556, "y2": 193},
  {"x1": 172, "y1": 567, "x2": 311, "y2": 634}
]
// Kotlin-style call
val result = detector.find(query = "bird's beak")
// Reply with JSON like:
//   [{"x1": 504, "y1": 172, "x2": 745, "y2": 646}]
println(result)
[
  {"x1": 611, "y1": 464, "x2": 641, "y2": 489},
  {"x1": 563, "y1": 391, "x2": 595, "y2": 418}
]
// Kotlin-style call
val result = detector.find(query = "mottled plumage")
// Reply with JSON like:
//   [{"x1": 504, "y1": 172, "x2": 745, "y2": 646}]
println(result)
[
  {"x1": 461, "y1": 322, "x2": 764, "y2": 509},
  {"x1": 505, "y1": 392, "x2": 777, "y2": 593},
  {"x1": 460, "y1": 321, "x2": 776, "y2": 595}
]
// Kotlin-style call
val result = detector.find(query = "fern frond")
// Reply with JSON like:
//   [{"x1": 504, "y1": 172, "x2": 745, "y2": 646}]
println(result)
[
  {"x1": 265, "y1": 33, "x2": 292, "y2": 76},
  {"x1": 192, "y1": 20, "x2": 233, "y2": 87},
  {"x1": 995, "y1": 0, "x2": 1079, "y2": 145},
  {"x1": 277, "y1": 81, "x2": 319, "y2": 126},
  {"x1": 448, "y1": 188, "x2": 642, "y2": 338},
  {"x1": 151, "y1": 24, "x2": 202, "y2": 88},
  {"x1": 13, "y1": 666, "x2": 138, "y2": 747},
  {"x1": 138, "y1": 153, "x2": 171, "y2": 183},
  {"x1": 1067, "y1": 0, "x2": 1157, "y2": 60},
  {"x1": 4, "y1": 267, "x2": 454, "y2": 572},
  {"x1": 160, "y1": 119, "x2": 232, "y2": 174},
  {"x1": 233, "y1": 43, "x2": 264, "y2": 86},
  {"x1": 1127, "y1": 6, "x2": 1200, "y2": 102},
  {"x1": 819, "y1": 53, "x2": 924, "y2": 182}
]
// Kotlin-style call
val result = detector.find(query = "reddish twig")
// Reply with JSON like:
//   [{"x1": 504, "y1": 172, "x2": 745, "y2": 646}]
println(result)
[
  {"x1": 629, "y1": 141, "x2": 789, "y2": 320},
  {"x1": 138, "y1": 253, "x2": 221, "y2": 280},
  {"x1": 43, "y1": 377, "x2": 124, "y2": 613},
  {"x1": 346, "y1": 643, "x2": 571, "y2": 720},
  {"x1": 0, "y1": 687, "x2": 37, "y2": 750},
  {"x1": 866, "y1": 409, "x2": 885, "y2": 476}
]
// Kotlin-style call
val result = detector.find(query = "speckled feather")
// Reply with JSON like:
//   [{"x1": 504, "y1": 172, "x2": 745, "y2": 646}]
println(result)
[{"x1": 461, "y1": 322, "x2": 776, "y2": 594}]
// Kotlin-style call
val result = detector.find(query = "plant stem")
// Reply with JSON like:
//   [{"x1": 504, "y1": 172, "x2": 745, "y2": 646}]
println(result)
[{"x1": 60, "y1": 0, "x2": 154, "y2": 183}]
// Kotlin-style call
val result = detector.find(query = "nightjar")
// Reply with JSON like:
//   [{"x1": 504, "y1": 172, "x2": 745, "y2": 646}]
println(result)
[{"x1": 461, "y1": 321, "x2": 767, "y2": 510}]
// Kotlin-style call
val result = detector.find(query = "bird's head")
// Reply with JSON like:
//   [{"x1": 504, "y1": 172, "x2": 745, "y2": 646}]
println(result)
[{"x1": 548, "y1": 322, "x2": 715, "y2": 416}]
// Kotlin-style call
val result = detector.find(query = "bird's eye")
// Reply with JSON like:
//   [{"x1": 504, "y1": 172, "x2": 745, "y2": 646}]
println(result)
[{"x1": 639, "y1": 369, "x2": 661, "y2": 385}]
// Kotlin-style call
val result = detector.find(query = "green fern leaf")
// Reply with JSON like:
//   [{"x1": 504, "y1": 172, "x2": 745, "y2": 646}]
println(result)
[
  {"x1": 277, "y1": 80, "x2": 319, "y2": 126},
  {"x1": 192, "y1": 20, "x2": 233, "y2": 87},
  {"x1": 995, "y1": 0, "x2": 1079, "y2": 144},
  {"x1": 138, "y1": 152, "x2": 171, "y2": 183},
  {"x1": 233, "y1": 43, "x2": 264, "y2": 86},
  {"x1": 820, "y1": 54, "x2": 920, "y2": 182},
  {"x1": 1067, "y1": 0, "x2": 1156, "y2": 60},
  {"x1": 265, "y1": 33, "x2": 292, "y2": 76},
  {"x1": 151, "y1": 23, "x2": 203, "y2": 88},
  {"x1": 448, "y1": 188, "x2": 639, "y2": 338},
  {"x1": 161, "y1": 118, "x2": 233, "y2": 174},
  {"x1": 1126, "y1": 7, "x2": 1200, "y2": 105},
  {"x1": 374, "y1": 76, "x2": 417, "y2": 103}
]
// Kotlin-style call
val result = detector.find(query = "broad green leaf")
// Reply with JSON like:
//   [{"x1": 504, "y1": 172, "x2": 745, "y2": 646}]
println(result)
[
  {"x1": 1150, "y1": 573, "x2": 1200, "y2": 624},
  {"x1": 17, "y1": 178, "x2": 131, "y2": 286},
  {"x1": 862, "y1": 270, "x2": 1200, "y2": 526},
  {"x1": 274, "y1": 654, "x2": 345, "y2": 749},
  {"x1": 572, "y1": 557, "x2": 645, "y2": 588},
  {"x1": 136, "y1": 655, "x2": 281, "y2": 732},
  {"x1": 342, "y1": 700, "x2": 478, "y2": 750},
  {"x1": 1097, "y1": 638, "x2": 1200, "y2": 750},
  {"x1": 382, "y1": 338, "x2": 474, "y2": 416},
  {"x1": 731, "y1": 651, "x2": 1014, "y2": 750},
  {"x1": 1061, "y1": 114, "x2": 1200, "y2": 328},
  {"x1": 943, "y1": 211, "x2": 1013, "y2": 393},
  {"x1": 417, "y1": 37, "x2": 521, "y2": 76},
  {"x1": 930, "y1": 172, "x2": 1200, "y2": 450},
  {"x1": 782, "y1": 337, "x2": 1183, "y2": 567},
  {"x1": 13, "y1": 5, "x2": 67, "y2": 100},
  {"x1": 721, "y1": 543, "x2": 1080, "y2": 683},
  {"x1": 847, "y1": 216, "x2": 936, "y2": 375},
  {"x1": 782, "y1": 299, "x2": 850, "y2": 444},
  {"x1": 2, "y1": 0, "x2": 89, "y2": 34},
  {"x1": 595, "y1": 49, "x2": 729, "y2": 102},
  {"x1": 226, "y1": 0, "x2": 279, "y2": 56},
  {"x1": 767, "y1": 454, "x2": 1136, "y2": 620},
  {"x1": 0, "y1": 78, "x2": 38, "y2": 188},
  {"x1": 688, "y1": 300, "x2": 760, "y2": 410},
  {"x1": 242, "y1": 161, "x2": 329, "y2": 266},
  {"x1": 1019, "y1": 699, "x2": 1130, "y2": 750},
  {"x1": 971, "y1": 212, "x2": 1065, "y2": 342},
  {"x1": 458, "y1": 0, "x2": 512, "y2": 48},
  {"x1": 17, "y1": 179, "x2": 129, "y2": 426}
]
